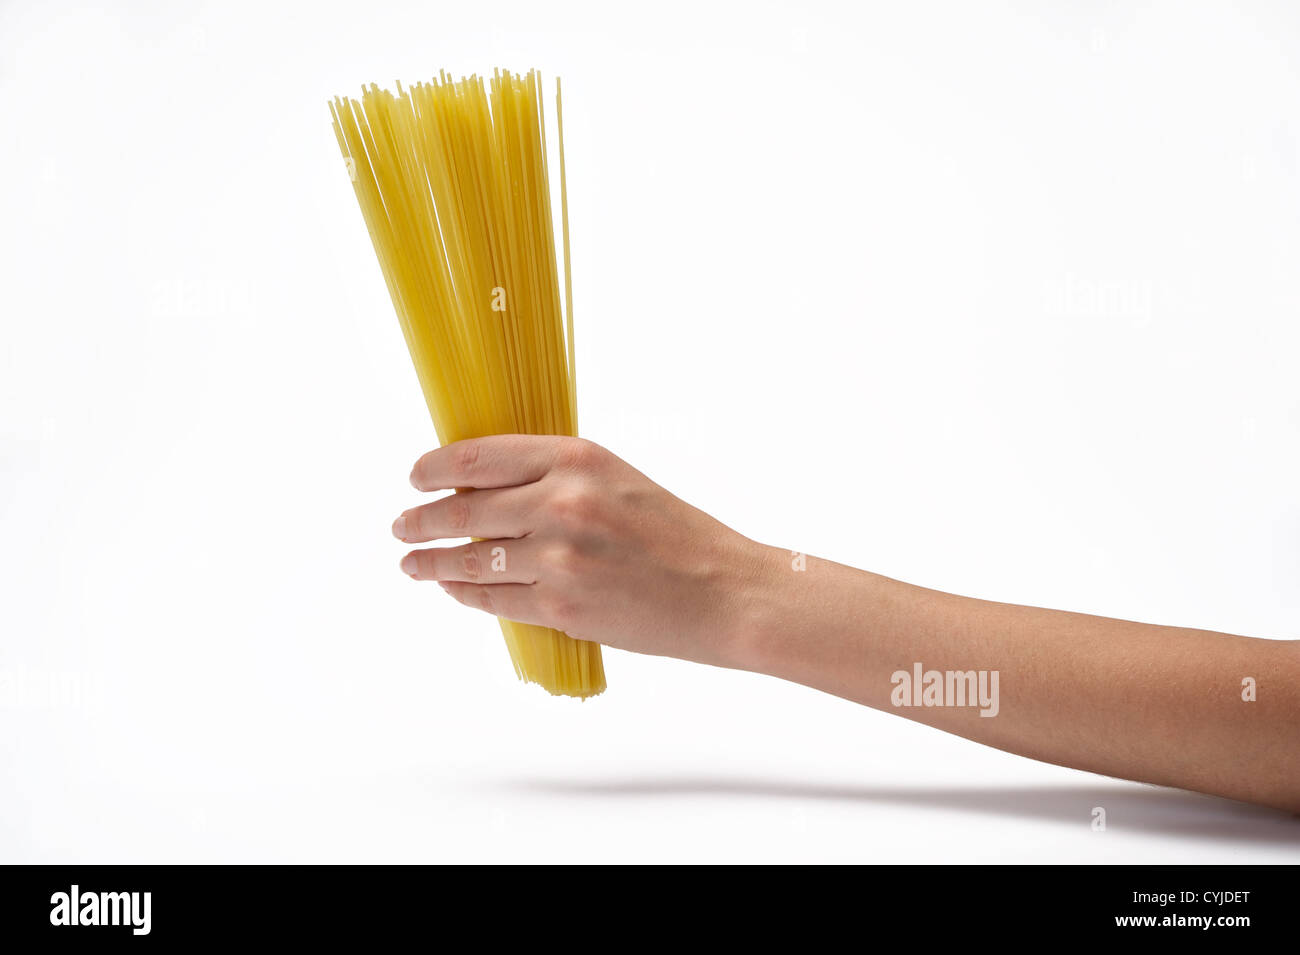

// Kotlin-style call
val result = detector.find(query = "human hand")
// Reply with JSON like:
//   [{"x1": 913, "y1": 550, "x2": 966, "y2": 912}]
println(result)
[{"x1": 393, "y1": 435, "x2": 773, "y2": 668}]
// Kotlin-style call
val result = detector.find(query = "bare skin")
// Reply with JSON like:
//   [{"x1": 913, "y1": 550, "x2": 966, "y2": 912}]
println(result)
[{"x1": 393, "y1": 435, "x2": 1300, "y2": 813}]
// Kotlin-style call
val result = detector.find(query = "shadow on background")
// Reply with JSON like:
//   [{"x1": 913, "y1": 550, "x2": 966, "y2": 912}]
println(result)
[{"x1": 500, "y1": 776, "x2": 1300, "y2": 846}]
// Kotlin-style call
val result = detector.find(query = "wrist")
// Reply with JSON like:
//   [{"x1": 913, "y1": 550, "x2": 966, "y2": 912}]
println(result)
[{"x1": 718, "y1": 540, "x2": 802, "y2": 675}]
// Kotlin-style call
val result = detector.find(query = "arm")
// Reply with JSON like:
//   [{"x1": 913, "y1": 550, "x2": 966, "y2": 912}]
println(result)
[{"x1": 394, "y1": 435, "x2": 1300, "y2": 812}]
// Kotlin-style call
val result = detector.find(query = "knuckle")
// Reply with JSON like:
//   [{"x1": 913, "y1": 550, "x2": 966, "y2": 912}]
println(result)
[
  {"x1": 453, "y1": 440, "x2": 481, "y2": 477},
  {"x1": 542, "y1": 540, "x2": 577, "y2": 572},
  {"x1": 549, "y1": 483, "x2": 597, "y2": 525},
  {"x1": 555, "y1": 437, "x2": 601, "y2": 473},
  {"x1": 476, "y1": 585, "x2": 495, "y2": 614},
  {"x1": 543, "y1": 593, "x2": 577, "y2": 630},
  {"x1": 461, "y1": 548, "x2": 482, "y2": 580},
  {"x1": 445, "y1": 495, "x2": 471, "y2": 532}
]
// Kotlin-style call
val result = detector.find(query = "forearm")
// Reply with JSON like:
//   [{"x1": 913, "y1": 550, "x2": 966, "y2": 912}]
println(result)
[
  {"x1": 397, "y1": 436, "x2": 1300, "y2": 813},
  {"x1": 731, "y1": 545, "x2": 1300, "y2": 811}
]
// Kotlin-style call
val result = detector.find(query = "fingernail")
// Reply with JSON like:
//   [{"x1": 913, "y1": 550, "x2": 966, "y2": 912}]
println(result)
[
  {"x1": 392, "y1": 515, "x2": 408, "y2": 540},
  {"x1": 400, "y1": 554, "x2": 419, "y2": 578}
]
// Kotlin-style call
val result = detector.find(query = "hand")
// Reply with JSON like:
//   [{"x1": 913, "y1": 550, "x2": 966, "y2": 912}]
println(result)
[{"x1": 393, "y1": 435, "x2": 772, "y2": 668}]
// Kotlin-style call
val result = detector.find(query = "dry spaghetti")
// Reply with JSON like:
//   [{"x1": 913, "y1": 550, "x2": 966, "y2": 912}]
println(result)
[{"x1": 330, "y1": 70, "x2": 605, "y2": 698}]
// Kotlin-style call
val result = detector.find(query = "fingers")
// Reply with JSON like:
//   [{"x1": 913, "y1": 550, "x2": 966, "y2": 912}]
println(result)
[
  {"x1": 435, "y1": 581, "x2": 550, "y2": 629},
  {"x1": 400, "y1": 539, "x2": 539, "y2": 585},
  {"x1": 400, "y1": 436, "x2": 614, "y2": 634},
  {"x1": 410, "y1": 435, "x2": 577, "y2": 492},
  {"x1": 393, "y1": 486, "x2": 535, "y2": 543}
]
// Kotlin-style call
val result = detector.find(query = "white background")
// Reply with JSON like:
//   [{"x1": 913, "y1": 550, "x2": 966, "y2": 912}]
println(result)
[{"x1": 2, "y1": 0, "x2": 1298, "y2": 863}]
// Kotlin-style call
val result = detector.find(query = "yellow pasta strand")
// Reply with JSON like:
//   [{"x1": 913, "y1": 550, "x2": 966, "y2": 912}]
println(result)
[{"x1": 330, "y1": 70, "x2": 606, "y2": 699}]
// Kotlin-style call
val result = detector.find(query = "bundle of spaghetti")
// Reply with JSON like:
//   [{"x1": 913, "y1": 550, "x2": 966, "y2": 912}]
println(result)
[{"x1": 330, "y1": 70, "x2": 605, "y2": 698}]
